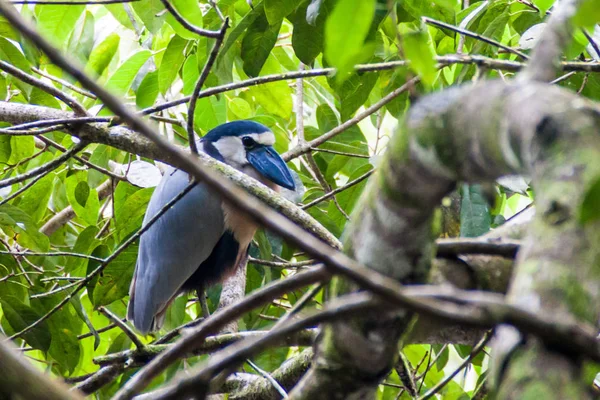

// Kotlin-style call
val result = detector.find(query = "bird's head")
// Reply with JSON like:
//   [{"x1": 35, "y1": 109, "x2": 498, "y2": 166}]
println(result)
[{"x1": 201, "y1": 121, "x2": 295, "y2": 190}]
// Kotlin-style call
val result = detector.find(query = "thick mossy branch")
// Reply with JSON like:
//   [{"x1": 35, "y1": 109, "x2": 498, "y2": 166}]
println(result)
[{"x1": 290, "y1": 81, "x2": 600, "y2": 400}]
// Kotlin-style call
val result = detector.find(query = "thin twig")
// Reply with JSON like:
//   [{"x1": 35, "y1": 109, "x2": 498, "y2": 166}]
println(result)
[
  {"x1": 0, "y1": 141, "x2": 87, "y2": 189},
  {"x1": 519, "y1": 0, "x2": 582, "y2": 82},
  {"x1": 417, "y1": 332, "x2": 492, "y2": 400},
  {"x1": 0, "y1": 168, "x2": 47, "y2": 206},
  {"x1": 248, "y1": 258, "x2": 315, "y2": 269},
  {"x1": 0, "y1": 238, "x2": 34, "y2": 286},
  {"x1": 6, "y1": 181, "x2": 198, "y2": 340},
  {"x1": 132, "y1": 293, "x2": 383, "y2": 400},
  {"x1": 422, "y1": 17, "x2": 529, "y2": 60},
  {"x1": 301, "y1": 170, "x2": 374, "y2": 209},
  {"x1": 32, "y1": 67, "x2": 96, "y2": 99},
  {"x1": 435, "y1": 238, "x2": 520, "y2": 258},
  {"x1": 38, "y1": 136, "x2": 126, "y2": 181},
  {"x1": 186, "y1": 20, "x2": 228, "y2": 155},
  {"x1": 98, "y1": 307, "x2": 145, "y2": 350},
  {"x1": 5, "y1": 116, "x2": 109, "y2": 131},
  {"x1": 78, "y1": 321, "x2": 121, "y2": 340},
  {"x1": 456, "y1": 0, "x2": 470, "y2": 54},
  {"x1": 0, "y1": 60, "x2": 86, "y2": 114},
  {"x1": 113, "y1": 267, "x2": 329, "y2": 398},
  {"x1": 283, "y1": 78, "x2": 418, "y2": 161},
  {"x1": 159, "y1": 0, "x2": 222, "y2": 38},
  {"x1": 310, "y1": 147, "x2": 371, "y2": 158},
  {"x1": 246, "y1": 359, "x2": 289, "y2": 399}
]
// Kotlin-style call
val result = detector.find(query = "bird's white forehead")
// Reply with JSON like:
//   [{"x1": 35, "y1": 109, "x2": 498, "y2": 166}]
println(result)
[{"x1": 246, "y1": 131, "x2": 275, "y2": 146}]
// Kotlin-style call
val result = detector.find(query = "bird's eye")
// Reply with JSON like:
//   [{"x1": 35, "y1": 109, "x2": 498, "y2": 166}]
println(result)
[{"x1": 242, "y1": 136, "x2": 256, "y2": 148}]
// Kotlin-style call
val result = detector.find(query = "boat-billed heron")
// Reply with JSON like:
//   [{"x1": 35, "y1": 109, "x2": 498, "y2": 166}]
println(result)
[{"x1": 127, "y1": 121, "x2": 295, "y2": 334}]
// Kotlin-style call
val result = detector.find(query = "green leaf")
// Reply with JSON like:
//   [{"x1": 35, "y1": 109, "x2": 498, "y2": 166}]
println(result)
[
  {"x1": 85, "y1": 245, "x2": 111, "y2": 305},
  {"x1": 14, "y1": 173, "x2": 52, "y2": 223},
  {"x1": 459, "y1": 184, "x2": 491, "y2": 237},
  {"x1": 65, "y1": 172, "x2": 100, "y2": 226},
  {"x1": 291, "y1": 1, "x2": 328, "y2": 65},
  {"x1": 471, "y1": 5, "x2": 510, "y2": 56},
  {"x1": 35, "y1": 4, "x2": 85, "y2": 49},
  {"x1": 8, "y1": 136, "x2": 34, "y2": 165},
  {"x1": 104, "y1": 50, "x2": 152, "y2": 97},
  {"x1": 70, "y1": 295, "x2": 100, "y2": 351},
  {"x1": 337, "y1": 71, "x2": 378, "y2": 120},
  {"x1": 193, "y1": 97, "x2": 219, "y2": 135},
  {"x1": 114, "y1": 187, "x2": 153, "y2": 242},
  {"x1": 247, "y1": 54, "x2": 292, "y2": 119},
  {"x1": 573, "y1": 0, "x2": 600, "y2": 28},
  {"x1": 105, "y1": 4, "x2": 137, "y2": 30},
  {"x1": 35, "y1": 297, "x2": 82, "y2": 375},
  {"x1": 0, "y1": 15, "x2": 18, "y2": 41},
  {"x1": 182, "y1": 55, "x2": 199, "y2": 95},
  {"x1": 86, "y1": 34, "x2": 120, "y2": 76},
  {"x1": 324, "y1": 0, "x2": 375, "y2": 77},
  {"x1": 254, "y1": 229, "x2": 273, "y2": 260},
  {"x1": 65, "y1": 226, "x2": 99, "y2": 274},
  {"x1": 580, "y1": 175, "x2": 600, "y2": 224},
  {"x1": 316, "y1": 103, "x2": 339, "y2": 132},
  {"x1": 403, "y1": 30, "x2": 437, "y2": 87},
  {"x1": 265, "y1": 0, "x2": 297, "y2": 25},
  {"x1": 228, "y1": 97, "x2": 252, "y2": 119},
  {"x1": 0, "y1": 135, "x2": 10, "y2": 164},
  {"x1": 399, "y1": 0, "x2": 455, "y2": 21},
  {"x1": 136, "y1": 70, "x2": 159, "y2": 109},
  {"x1": 0, "y1": 296, "x2": 51, "y2": 351},
  {"x1": 219, "y1": 2, "x2": 265, "y2": 60},
  {"x1": 30, "y1": 87, "x2": 61, "y2": 109},
  {"x1": 0, "y1": 75, "x2": 6, "y2": 103},
  {"x1": 66, "y1": 10, "x2": 95, "y2": 65},
  {"x1": 92, "y1": 244, "x2": 137, "y2": 307},
  {"x1": 0, "y1": 204, "x2": 49, "y2": 251},
  {"x1": 0, "y1": 37, "x2": 32, "y2": 94},
  {"x1": 132, "y1": 0, "x2": 166, "y2": 33},
  {"x1": 248, "y1": 79, "x2": 292, "y2": 119},
  {"x1": 107, "y1": 332, "x2": 132, "y2": 354},
  {"x1": 165, "y1": 0, "x2": 204, "y2": 39},
  {"x1": 241, "y1": 13, "x2": 282, "y2": 77},
  {"x1": 159, "y1": 35, "x2": 187, "y2": 95},
  {"x1": 435, "y1": 345, "x2": 450, "y2": 370},
  {"x1": 533, "y1": 0, "x2": 555, "y2": 15}
]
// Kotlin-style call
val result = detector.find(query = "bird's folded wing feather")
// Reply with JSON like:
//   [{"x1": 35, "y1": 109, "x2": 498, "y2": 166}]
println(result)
[{"x1": 129, "y1": 167, "x2": 224, "y2": 332}]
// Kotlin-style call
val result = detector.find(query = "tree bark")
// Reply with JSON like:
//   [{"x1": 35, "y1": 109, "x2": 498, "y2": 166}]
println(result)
[{"x1": 290, "y1": 80, "x2": 600, "y2": 399}]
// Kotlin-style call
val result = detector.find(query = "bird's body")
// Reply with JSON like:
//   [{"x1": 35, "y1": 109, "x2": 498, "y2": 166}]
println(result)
[{"x1": 127, "y1": 121, "x2": 295, "y2": 333}]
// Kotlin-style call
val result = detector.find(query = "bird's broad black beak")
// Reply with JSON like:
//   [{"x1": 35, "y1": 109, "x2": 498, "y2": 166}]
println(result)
[{"x1": 247, "y1": 146, "x2": 296, "y2": 190}]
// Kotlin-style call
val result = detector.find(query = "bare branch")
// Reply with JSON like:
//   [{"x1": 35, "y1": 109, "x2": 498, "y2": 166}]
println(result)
[
  {"x1": 98, "y1": 307, "x2": 145, "y2": 350},
  {"x1": 186, "y1": 20, "x2": 228, "y2": 155},
  {"x1": 0, "y1": 141, "x2": 87, "y2": 189},
  {"x1": 0, "y1": 60, "x2": 86, "y2": 114},
  {"x1": 159, "y1": 0, "x2": 222, "y2": 38},
  {"x1": 423, "y1": 17, "x2": 529, "y2": 60},
  {"x1": 0, "y1": 335, "x2": 84, "y2": 400}
]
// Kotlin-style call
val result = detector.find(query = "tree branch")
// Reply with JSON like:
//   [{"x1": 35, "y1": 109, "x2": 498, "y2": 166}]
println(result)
[{"x1": 0, "y1": 335, "x2": 84, "y2": 400}]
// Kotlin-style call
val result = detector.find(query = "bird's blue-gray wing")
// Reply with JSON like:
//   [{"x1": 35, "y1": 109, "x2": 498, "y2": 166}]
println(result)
[{"x1": 127, "y1": 167, "x2": 224, "y2": 333}]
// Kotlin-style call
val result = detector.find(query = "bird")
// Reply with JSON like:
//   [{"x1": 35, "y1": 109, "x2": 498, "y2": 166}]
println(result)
[{"x1": 127, "y1": 120, "x2": 295, "y2": 334}]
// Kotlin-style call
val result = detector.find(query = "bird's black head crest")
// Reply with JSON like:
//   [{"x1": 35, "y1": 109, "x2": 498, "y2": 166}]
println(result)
[{"x1": 201, "y1": 120, "x2": 270, "y2": 143}]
